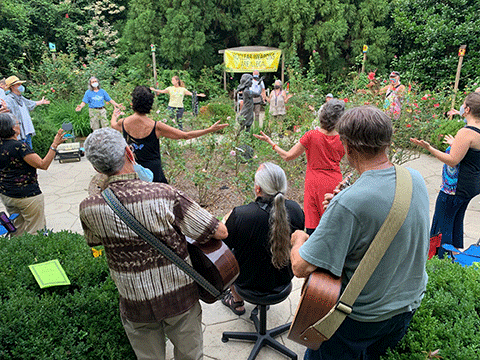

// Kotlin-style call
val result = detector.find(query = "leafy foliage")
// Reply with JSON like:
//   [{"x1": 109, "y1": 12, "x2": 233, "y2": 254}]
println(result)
[
  {"x1": 390, "y1": 0, "x2": 480, "y2": 89},
  {"x1": 0, "y1": 231, "x2": 135, "y2": 360},
  {"x1": 384, "y1": 258, "x2": 480, "y2": 359}
]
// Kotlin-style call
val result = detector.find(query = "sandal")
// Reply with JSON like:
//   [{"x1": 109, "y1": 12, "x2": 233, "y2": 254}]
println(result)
[{"x1": 221, "y1": 291, "x2": 246, "y2": 315}]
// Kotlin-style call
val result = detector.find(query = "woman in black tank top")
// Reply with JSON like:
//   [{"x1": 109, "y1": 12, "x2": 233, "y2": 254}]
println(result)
[
  {"x1": 410, "y1": 92, "x2": 480, "y2": 257},
  {"x1": 110, "y1": 86, "x2": 228, "y2": 183}
]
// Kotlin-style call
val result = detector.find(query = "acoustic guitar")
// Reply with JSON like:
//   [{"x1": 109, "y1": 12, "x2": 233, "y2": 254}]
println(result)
[
  {"x1": 187, "y1": 237, "x2": 240, "y2": 304},
  {"x1": 288, "y1": 269, "x2": 342, "y2": 349}
]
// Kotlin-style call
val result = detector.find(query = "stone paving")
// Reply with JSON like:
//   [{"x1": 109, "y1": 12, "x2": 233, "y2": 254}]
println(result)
[{"x1": 1, "y1": 152, "x2": 479, "y2": 360}]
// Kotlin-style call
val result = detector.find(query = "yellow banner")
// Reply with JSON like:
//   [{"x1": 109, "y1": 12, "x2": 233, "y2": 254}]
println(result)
[{"x1": 224, "y1": 49, "x2": 281, "y2": 73}]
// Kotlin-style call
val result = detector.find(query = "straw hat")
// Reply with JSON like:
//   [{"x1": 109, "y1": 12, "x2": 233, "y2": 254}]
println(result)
[{"x1": 5, "y1": 76, "x2": 26, "y2": 89}]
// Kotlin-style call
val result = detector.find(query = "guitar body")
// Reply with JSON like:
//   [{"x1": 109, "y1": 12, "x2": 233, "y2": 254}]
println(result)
[
  {"x1": 288, "y1": 269, "x2": 342, "y2": 349},
  {"x1": 187, "y1": 237, "x2": 240, "y2": 304}
]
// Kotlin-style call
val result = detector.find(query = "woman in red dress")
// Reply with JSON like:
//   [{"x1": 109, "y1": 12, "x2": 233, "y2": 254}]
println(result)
[{"x1": 254, "y1": 99, "x2": 345, "y2": 234}]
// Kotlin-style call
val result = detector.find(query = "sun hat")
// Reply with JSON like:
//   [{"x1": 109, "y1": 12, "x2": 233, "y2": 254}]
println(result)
[
  {"x1": 5, "y1": 76, "x2": 26, "y2": 89},
  {"x1": 326, "y1": 93, "x2": 333, "y2": 98},
  {"x1": 390, "y1": 71, "x2": 400, "y2": 78}
]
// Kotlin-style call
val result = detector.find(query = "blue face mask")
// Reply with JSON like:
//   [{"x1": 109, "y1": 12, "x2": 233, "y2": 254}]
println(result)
[
  {"x1": 459, "y1": 104, "x2": 465, "y2": 116},
  {"x1": 5, "y1": 90, "x2": 10, "y2": 95},
  {"x1": 18, "y1": 85, "x2": 25, "y2": 93},
  {"x1": 133, "y1": 163, "x2": 154, "y2": 182}
]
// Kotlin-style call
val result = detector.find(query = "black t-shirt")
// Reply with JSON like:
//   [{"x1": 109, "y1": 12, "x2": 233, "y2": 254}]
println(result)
[
  {"x1": 0, "y1": 139, "x2": 41, "y2": 198},
  {"x1": 224, "y1": 197, "x2": 305, "y2": 292},
  {"x1": 456, "y1": 126, "x2": 480, "y2": 199}
]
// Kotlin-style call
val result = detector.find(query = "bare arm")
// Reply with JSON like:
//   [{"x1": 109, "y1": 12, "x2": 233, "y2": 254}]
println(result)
[
  {"x1": 150, "y1": 87, "x2": 169, "y2": 95},
  {"x1": 410, "y1": 128, "x2": 472, "y2": 167},
  {"x1": 290, "y1": 230, "x2": 317, "y2": 278},
  {"x1": 157, "y1": 120, "x2": 228, "y2": 140},
  {"x1": 23, "y1": 129, "x2": 66, "y2": 170},
  {"x1": 110, "y1": 108, "x2": 124, "y2": 131},
  {"x1": 0, "y1": 99, "x2": 9, "y2": 113},
  {"x1": 109, "y1": 99, "x2": 124, "y2": 109},
  {"x1": 76, "y1": 102, "x2": 86, "y2": 111},
  {"x1": 253, "y1": 131, "x2": 306, "y2": 161}
]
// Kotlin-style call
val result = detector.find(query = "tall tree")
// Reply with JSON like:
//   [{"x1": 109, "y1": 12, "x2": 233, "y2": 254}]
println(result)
[{"x1": 390, "y1": 0, "x2": 480, "y2": 88}]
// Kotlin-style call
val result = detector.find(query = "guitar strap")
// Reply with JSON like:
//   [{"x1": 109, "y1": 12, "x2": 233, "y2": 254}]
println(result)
[
  {"x1": 302, "y1": 164, "x2": 413, "y2": 342},
  {"x1": 101, "y1": 187, "x2": 222, "y2": 300}
]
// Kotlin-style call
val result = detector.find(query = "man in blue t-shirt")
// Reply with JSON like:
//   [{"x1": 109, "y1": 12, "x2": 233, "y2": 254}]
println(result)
[
  {"x1": 290, "y1": 106, "x2": 429, "y2": 360},
  {"x1": 76, "y1": 77, "x2": 123, "y2": 131}
]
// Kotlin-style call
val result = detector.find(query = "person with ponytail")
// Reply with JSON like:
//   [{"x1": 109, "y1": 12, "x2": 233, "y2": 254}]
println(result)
[
  {"x1": 221, "y1": 162, "x2": 304, "y2": 315},
  {"x1": 150, "y1": 76, "x2": 205, "y2": 130},
  {"x1": 254, "y1": 98, "x2": 346, "y2": 235}
]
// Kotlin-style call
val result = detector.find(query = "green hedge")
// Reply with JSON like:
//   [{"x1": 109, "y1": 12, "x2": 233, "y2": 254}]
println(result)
[
  {"x1": 0, "y1": 231, "x2": 135, "y2": 360},
  {"x1": 384, "y1": 258, "x2": 480, "y2": 359}
]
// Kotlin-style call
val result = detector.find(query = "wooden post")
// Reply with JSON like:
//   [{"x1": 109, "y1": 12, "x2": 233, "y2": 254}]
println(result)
[
  {"x1": 450, "y1": 45, "x2": 467, "y2": 119},
  {"x1": 281, "y1": 51, "x2": 284, "y2": 85},
  {"x1": 151, "y1": 44, "x2": 157, "y2": 87},
  {"x1": 361, "y1": 45, "x2": 368, "y2": 73}
]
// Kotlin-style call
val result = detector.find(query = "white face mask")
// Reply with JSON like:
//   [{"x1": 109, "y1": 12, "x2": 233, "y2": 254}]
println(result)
[{"x1": 91, "y1": 82, "x2": 99, "y2": 88}]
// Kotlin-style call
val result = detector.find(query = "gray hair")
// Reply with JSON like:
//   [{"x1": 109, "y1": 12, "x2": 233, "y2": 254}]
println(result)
[
  {"x1": 88, "y1": 77, "x2": 100, "y2": 91},
  {"x1": 254, "y1": 162, "x2": 291, "y2": 269},
  {"x1": 84, "y1": 128, "x2": 127, "y2": 175},
  {"x1": 337, "y1": 106, "x2": 392, "y2": 155},
  {"x1": 319, "y1": 98, "x2": 345, "y2": 132},
  {"x1": 0, "y1": 113, "x2": 16, "y2": 139},
  {"x1": 274, "y1": 80, "x2": 282, "y2": 87}
]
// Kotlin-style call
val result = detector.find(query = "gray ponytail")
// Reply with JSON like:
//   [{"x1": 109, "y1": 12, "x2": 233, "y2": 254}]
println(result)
[{"x1": 255, "y1": 162, "x2": 291, "y2": 269}]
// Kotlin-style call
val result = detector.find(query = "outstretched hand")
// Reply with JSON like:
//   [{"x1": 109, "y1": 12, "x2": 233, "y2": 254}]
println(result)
[
  {"x1": 53, "y1": 128, "x2": 67, "y2": 147},
  {"x1": 113, "y1": 108, "x2": 125, "y2": 118},
  {"x1": 410, "y1": 137, "x2": 431, "y2": 151},
  {"x1": 209, "y1": 120, "x2": 228, "y2": 132},
  {"x1": 443, "y1": 134, "x2": 455, "y2": 146},
  {"x1": 253, "y1": 131, "x2": 273, "y2": 145}
]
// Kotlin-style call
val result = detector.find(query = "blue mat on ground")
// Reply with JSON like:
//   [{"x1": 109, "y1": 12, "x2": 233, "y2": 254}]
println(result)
[
  {"x1": 442, "y1": 242, "x2": 480, "y2": 267},
  {"x1": 0, "y1": 213, "x2": 19, "y2": 236}
]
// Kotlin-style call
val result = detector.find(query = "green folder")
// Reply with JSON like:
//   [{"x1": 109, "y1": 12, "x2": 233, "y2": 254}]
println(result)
[{"x1": 29, "y1": 259, "x2": 71, "y2": 288}]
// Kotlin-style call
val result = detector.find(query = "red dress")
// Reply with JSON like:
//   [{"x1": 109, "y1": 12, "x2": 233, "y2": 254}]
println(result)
[{"x1": 299, "y1": 130, "x2": 345, "y2": 229}]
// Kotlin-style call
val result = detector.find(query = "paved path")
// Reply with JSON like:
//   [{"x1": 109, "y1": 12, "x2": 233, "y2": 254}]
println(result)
[{"x1": 1, "y1": 152, "x2": 478, "y2": 360}]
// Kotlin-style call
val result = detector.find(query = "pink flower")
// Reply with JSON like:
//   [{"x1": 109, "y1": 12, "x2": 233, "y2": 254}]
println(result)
[
  {"x1": 65, "y1": 13, "x2": 69, "y2": 18},
  {"x1": 315, "y1": 126, "x2": 321, "y2": 131},
  {"x1": 406, "y1": 124, "x2": 412, "y2": 128},
  {"x1": 309, "y1": 94, "x2": 314, "y2": 98},
  {"x1": 51, "y1": 87, "x2": 55, "y2": 92},
  {"x1": 226, "y1": 116, "x2": 231, "y2": 120},
  {"x1": 82, "y1": 64, "x2": 87, "y2": 68},
  {"x1": 368, "y1": 72, "x2": 375, "y2": 80},
  {"x1": 162, "y1": 118, "x2": 167, "y2": 123},
  {"x1": 432, "y1": 114, "x2": 437, "y2": 118},
  {"x1": 294, "y1": 125, "x2": 301, "y2": 133},
  {"x1": 313, "y1": 50, "x2": 317, "y2": 53},
  {"x1": 414, "y1": 103, "x2": 418, "y2": 108},
  {"x1": 230, "y1": 150, "x2": 236, "y2": 156},
  {"x1": 421, "y1": 96, "x2": 427, "y2": 100},
  {"x1": 364, "y1": 101, "x2": 370, "y2": 105},
  {"x1": 343, "y1": 98, "x2": 349, "y2": 103},
  {"x1": 433, "y1": 103, "x2": 440, "y2": 108},
  {"x1": 156, "y1": 109, "x2": 160, "y2": 114}
]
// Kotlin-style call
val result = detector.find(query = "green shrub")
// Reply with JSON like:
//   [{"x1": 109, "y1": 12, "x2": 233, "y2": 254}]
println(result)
[
  {"x1": 0, "y1": 231, "x2": 135, "y2": 360},
  {"x1": 384, "y1": 258, "x2": 480, "y2": 359},
  {"x1": 31, "y1": 109, "x2": 59, "y2": 157},
  {"x1": 430, "y1": 119, "x2": 466, "y2": 152}
]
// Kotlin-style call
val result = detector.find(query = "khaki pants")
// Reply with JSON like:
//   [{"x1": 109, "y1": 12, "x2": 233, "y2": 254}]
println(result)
[
  {"x1": 121, "y1": 301, "x2": 203, "y2": 360},
  {"x1": 89, "y1": 108, "x2": 108, "y2": 130},
  {"x1": 0, "y1": 193, "x2": 46, "y2": 236}
]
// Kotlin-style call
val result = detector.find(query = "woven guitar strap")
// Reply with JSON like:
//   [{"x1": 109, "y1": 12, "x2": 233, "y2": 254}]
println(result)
[
  {"x1": 306, "y1": 164, "x2": 413, "y2": 340},
  {"x1": 101, "y1": 187, "x2": 222, "y2": 300}
]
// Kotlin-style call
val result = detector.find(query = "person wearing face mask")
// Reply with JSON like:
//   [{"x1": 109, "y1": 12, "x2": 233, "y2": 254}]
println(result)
[
  {"x1": 380, "y1": 71, "x2": 405, "y2": 120},
  {"x1": 411, "y1": 92, "x2": 480, "y2": 258},
  {"x1": 266, "y1": 80, "x2": 293, "y2": 131},
  {"x1": 4, "y1": 76, "x2": 50, "y2": 149},
  {"x1": 447, "y1": 87, "x2": 480, "y2": 121},
  {"x1": 76, "y1": 77, "x2": 124, "y2": 131}
]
